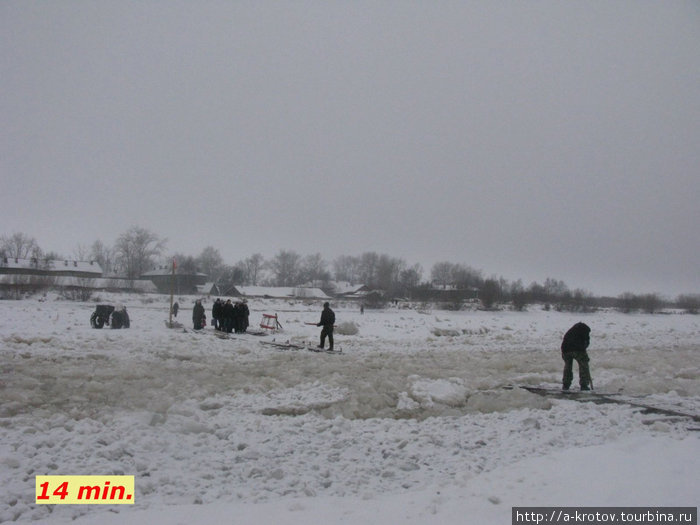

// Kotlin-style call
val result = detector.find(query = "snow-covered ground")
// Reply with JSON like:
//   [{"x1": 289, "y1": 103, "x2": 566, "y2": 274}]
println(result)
[{"x1": 1, "y1": 294, "x2": 698, "y2": 524}]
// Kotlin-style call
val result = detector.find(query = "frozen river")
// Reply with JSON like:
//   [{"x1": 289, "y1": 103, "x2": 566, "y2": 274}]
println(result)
[{"x1": 1, "y1": 294, "x2": 698, "y2": 523}]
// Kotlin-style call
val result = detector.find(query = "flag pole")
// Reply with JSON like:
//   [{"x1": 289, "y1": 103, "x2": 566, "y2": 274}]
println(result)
[{"x1": 168, "y1": 258, "x2": 176, "y2": 327}]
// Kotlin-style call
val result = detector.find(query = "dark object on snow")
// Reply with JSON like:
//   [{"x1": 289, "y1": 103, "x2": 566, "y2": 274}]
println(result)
[
  {"x1": 560, "y1": 322, "x2": 591, "y2": 390},
  {"x1": 192, "y1": 299, "x2": 206, "y2": 330},
  {"x1": 233, "y1": 301, "x2": 250, "y2": 333},
  {"x1": 111, "y1": 306, "x2": 130, "y2": 329},
  {"x1": 90, "y1": 304, "x2": 114, "y2": 328},
  {"x1": 317, "y1": 302, "x2": 336, "y2": 351},
  {"x1": 90, "y1": 304, "x2": 130, "y2": 329}
]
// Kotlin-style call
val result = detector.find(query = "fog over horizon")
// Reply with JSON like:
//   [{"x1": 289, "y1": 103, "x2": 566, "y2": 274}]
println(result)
[{"x1": 2, "y1": 2, "x2": 699, "y2": 298}]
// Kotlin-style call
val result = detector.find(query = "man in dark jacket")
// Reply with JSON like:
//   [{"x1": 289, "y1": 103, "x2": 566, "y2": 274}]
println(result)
[
  {"x1": 222, "y1": 299, "x2": 235, "y2": 333},
  {"x1": 212, "y1": 299, "x2": 222, "y2": 331},
  {"x1": 233, "y1": 302, "x2": 247, "y2": 333},
  {"x1": 561, "y1": 322, "x2": 591, "y2": 391},
  {"x1": 317, "y1": 302, "x2": 335, "y2": 350}
]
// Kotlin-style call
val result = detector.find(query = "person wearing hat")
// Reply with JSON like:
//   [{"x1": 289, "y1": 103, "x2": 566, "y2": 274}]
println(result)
[{"x1": 317, "y1": 302, "x2": 336, "y2": 351}]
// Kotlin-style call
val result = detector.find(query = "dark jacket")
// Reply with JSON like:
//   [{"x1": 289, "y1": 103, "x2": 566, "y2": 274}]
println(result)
[
  {"x1": 192, "y1": 301, "x2": 206, "y2": 329},
  {"x1": 212, "y1": 300, "x2": 222, "y2": 320},
  {"x1": 193, "y1": 302, "x2": 205, "y2": 321},
  {"x1": 561, "y1": 322, "x2": 590, "y2": 354},
  {"x1": 318, "y1": 306, "x2": 335, "y2": 328},
  {"x1": 223, "y1": 301, "x2": 235, "y2": 321},
  {"x1": 240, "y1": 303, "x2": 249, "y2": 331}
]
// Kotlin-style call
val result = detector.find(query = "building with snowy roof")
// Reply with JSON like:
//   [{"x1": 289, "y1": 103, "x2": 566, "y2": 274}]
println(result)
[
  {"x1": 0, "y1": 258, "x2": 162, "y2": 296},
  {"x1": 141, "y1": 266, "x2": 208, "y2": 295},
  {"x1": 0, "y1": 257, "x2": 102, "y2": 297},
  {"x1": 0, "y1": 257, "x2": 103, "y2": 277},
  {"x1": 228, "y1": 286, "x2": 330, "y2": 300}
]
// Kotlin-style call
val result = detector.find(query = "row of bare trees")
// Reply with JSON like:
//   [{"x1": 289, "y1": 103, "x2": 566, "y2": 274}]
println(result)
[
  {"x1": 0, "y1": 229, "x2": 165, "y2": 282},
  {"x1": 2, "y1": 229, "x2": 698, "y2": 313},
  {"x1": 0, "y1": 229, "x2": 420, "y2": 294},
  {"x1": 175, "y1": 249, "x2": 423, "y2": 297}
]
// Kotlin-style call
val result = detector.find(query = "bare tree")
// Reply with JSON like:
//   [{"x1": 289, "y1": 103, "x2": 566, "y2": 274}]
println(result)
[
  {"x1": 243, "y1": 253, "x2": 265, "y2": 285},
  {"x1": 333, "y1": 255, "x2": 360, "y2": 284},
  {"x1": 90, "y1": 240, "x2": 114, "y2": 275},
  {"x1": 399, "y1": 263, "x2": 423, "y2": 296},
  {"x1": 300, "y1": 253, "x2": 330, "y2": 284},
  {"x1": 219, "y1": 264, "x2": 246, "y2": 289},
  {"x1": 42, "y1": 251, "x2": 63, "y2": 262},
  {"x1": 268, "y1": 250, "x2": 301, "y2": 287},
  {"x1": 197, "y1": 246, "x2": 224, "y2": 282},
  {"x1": 452, "y1": 264, "x2": 483, "y2": 289},
  {"x1": 72, "y1": 244, "x2": 91, "y2": 261},
  {"x1": 0, "y1": 232, "x2": 41, "y2": 259},
  {"x1": 527, "y1": 281, "x2": 547, "y2": 303},
  {"x1": 676, "y1": 294, "x2": 699, "y2": 314},
  {"x1": 114, "y1": 226, "x2": 166, "y2": 281},
  {"x1": 544, "y1": 277, "x2": 569, "y2": 300},
  {"x1": 640, "y1": 293, "x2": 661, "y2": 314},
  {"x1": 358, "y1": 252, "x2": 380, "y2": 287},
  {"x1": 431, "y1": 261, "x2": 454, "y2": 289},
  {"x1": 377, "y1": 254, "x2": 404, "y2": 293},
  {"x1": 480, "y1": 278, "x2": 502, "y2": 310},
  {"x1": 617, "y1": 292, "x2": 641, "y2": 313},
  {"x1": 510, "y1": 279, "x2": 529, "y2": 311}
]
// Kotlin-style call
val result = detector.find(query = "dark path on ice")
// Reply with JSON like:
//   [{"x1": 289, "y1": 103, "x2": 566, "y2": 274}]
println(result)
[{"x1": 519, "y1": 386, "x2": 700, "y2": 423}]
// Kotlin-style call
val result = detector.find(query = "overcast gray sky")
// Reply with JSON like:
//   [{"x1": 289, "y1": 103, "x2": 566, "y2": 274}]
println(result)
[{"x1": 2, "y1": 1, "x2": 699, "y2": 297}]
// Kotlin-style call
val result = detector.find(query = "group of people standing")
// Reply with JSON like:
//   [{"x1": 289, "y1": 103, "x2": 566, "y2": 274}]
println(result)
[
  {"x1": 212, "y1": 298, "x2": 250, "y2": 333},
  {"x1": 191, "y1": 298, "x2": 250, "y2": 333}
]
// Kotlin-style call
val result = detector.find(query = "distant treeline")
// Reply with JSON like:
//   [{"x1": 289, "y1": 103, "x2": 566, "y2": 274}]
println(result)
[{"x1": 2, "y1": 229, "x2": 698, "y2": 314}]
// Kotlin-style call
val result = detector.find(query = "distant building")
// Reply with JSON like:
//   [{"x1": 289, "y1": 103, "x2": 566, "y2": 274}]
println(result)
[
  {"x1": 0, "y1": 257, "x2": 102, "y2": 296},
  {"x1": 227, "y1": 286, "x2": 330, "y2": 300},
  {"x1": 197, "y1": 282, "x2": 222, "y2": 296},
  {"x1": 141, "y1": 266, "x2": 208, "y2": 295},
  {"x1": 0, "y1": 257, "x2": 103, "y2": 278},
  {"x1": 331, "y1": 282, "x2": 370, "y2": 299},
  {"x1": 0, "y1": 257, "x2": 161, "y2": 296},
  {"x1": 412, "y1": 284, "x2": 479, "y2": 303}
]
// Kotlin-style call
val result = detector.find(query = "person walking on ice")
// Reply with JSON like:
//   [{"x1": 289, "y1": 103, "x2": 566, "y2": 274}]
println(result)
[
  {"x1": 560, "y1": 322, "x2": 592, "y2": 391},
  {"x1": 317, "y1": 302, "x2": 335, "y2": 351}
]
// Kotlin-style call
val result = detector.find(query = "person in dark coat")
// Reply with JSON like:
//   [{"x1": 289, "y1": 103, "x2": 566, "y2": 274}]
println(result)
[
  {"x1": 212, "y1": 299, "x2": 223, "y2": 331},
  {"x1": 232, "y1": 302, "x2": 242, "y2": 333},
  {"x1": 317, "y1": 302, "x2": 335, "y2": 350},
  {"x1": 233, "y1": 300, "x2": 250, "y2": 333},
  {"x1": 240, "y1": 300, "x2": 250, "y2": 333},
  {"x1": 172, "y1": 302, "x2": 179, "y2": 318},
  {"x1": 192, "y1": 300, "x2": 206, "y2": 330},
  {"x1": 561, "y1": 322, "x2": 592, "y2": 391},
  {"x1": 222, "y1": 299, "x2": 235, "y2": 333}
]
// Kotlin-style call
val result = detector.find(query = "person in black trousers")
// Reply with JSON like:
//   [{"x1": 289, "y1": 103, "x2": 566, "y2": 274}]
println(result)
[
  {"x1": 561, "y1": 322, "x2": 592, "y2": 391},
  {"x1": 317, "y1": 302, "x2": 335, "y2": 350},
  {"x1": 222, "y1": 299, "x2": 235, "y2": 333}
]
